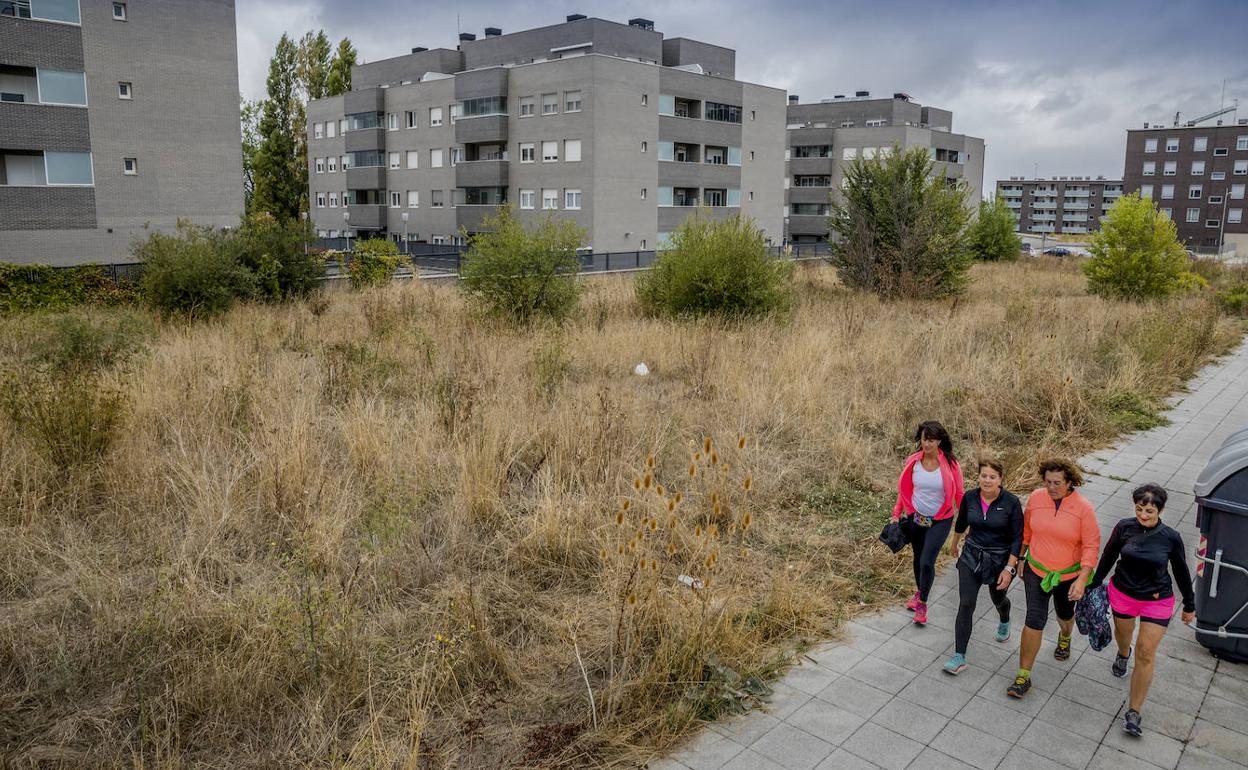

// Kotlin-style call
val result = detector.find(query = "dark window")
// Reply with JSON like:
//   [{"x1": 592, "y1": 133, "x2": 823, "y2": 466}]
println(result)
[{"x1": 705, "y1": 101, "x2": 742, "y2": 123}]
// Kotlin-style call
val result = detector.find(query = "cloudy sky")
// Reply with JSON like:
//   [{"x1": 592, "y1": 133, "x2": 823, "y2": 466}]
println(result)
[{"x1": 236, "y1": 0, "x2": 1248, "y2": 195}]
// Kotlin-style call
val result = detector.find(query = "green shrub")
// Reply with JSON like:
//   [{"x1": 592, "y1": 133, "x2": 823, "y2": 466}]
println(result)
[
  {"x1": 225, "y1": 213, "x2": 324, "y2": 300},
  {"x1": 969, "y1": 197, "x2": 1022, "y2": 261},
  {"x1": 32, "y1": 312, "x2": 152, "y2": 377},
  {"x1": 1216, "y1": 283, "x2": 1248, "y2": 316},
  {"x1": 134, "y1": 222, "x2": 257, "y2": 319},
  {"x1": 1084, "y1": 193, "x2": 1201, "y2": 301},
  {"x1": 1, "y1": 368, "x2": 126, "y2": 471},
  {"x1": 828, "y1": 145, "x2": 972, "y2": 299},
  {"x1": 0, "y1": 264, "x2": 137, "y2": 315},
  {"x1": 636, "y1": 214, "x2": 794, "y2": 318},
  {"x1": 347, "y1": 238, "x2": 402, "y2": 289},
  {"x1": 459, "y1": 206, "x2": 583, "y2": 323}
]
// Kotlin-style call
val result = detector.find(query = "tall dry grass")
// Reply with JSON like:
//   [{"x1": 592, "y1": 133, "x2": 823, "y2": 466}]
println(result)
[{"x1": 0, "y1": 258, "x2": 1241, "y2": 768}]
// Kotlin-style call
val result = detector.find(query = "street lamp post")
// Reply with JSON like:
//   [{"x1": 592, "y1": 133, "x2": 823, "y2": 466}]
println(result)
[
  {"x1": 343, "y1": 210, "x2": 351, "y2": 253},
  {"x1": 401, "y1": 211, "x2": 409, "y2": 255}
]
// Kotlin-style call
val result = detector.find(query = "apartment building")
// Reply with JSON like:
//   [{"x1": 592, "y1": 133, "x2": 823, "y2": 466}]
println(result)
[
  {"x1": 1123, "y1": 118, "x2": 1248, "y2": 254},
  {"x1": 996, "y1": 176, "x2": 1123, "y2": 236},
  {"x1": 783, "y1": 92, "x2": 985, "y2": 244},
  {"x1": 0, "y1": 0, "x2": 244, "y2": 265},
  {"x1": 306, "y1": 15, "x2": 786, "y2": 253}
]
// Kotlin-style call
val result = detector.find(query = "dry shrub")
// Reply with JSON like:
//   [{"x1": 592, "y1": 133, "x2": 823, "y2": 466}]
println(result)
[{"x1": 0, "y1": 261, "x2": 1241, "y2": 768}]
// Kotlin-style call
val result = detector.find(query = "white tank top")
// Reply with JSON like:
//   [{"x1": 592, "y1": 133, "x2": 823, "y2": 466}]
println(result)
[{"x1": 911, "y1": 463, "x2": 945, "y2": 517}]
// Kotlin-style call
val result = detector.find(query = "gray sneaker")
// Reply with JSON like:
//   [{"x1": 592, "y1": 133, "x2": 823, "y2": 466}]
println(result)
[
  {"x1": 1112, "y1": 648, "x2": 1132, "y2": 678},
  {"x1": 1124, "y1": 708, "x2": 1142, "y2": 737}
]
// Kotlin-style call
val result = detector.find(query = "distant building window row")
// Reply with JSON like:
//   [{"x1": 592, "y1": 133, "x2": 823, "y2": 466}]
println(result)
[{"x1": 517, "y1": 188, "x2": 583, "y2": 210}]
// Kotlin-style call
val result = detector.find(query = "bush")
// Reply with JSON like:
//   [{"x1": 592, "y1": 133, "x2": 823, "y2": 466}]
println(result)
[
  {"x1": 459, "y1": 206, "x2": 584, "y2": 323},
  {"x1": 347, "y1": 238, "x2": 403, "y2": 289},
  {"x1": 134, "y1": 222, "x2": 257, "y2": 319},
  {"x1": 1084, "y1": 193, "x2": 1201, "y2": 301},
  {"x1": 225, "y1": 213, "x2": 324, "y2": 300},
  {"x1": 0, "y1": 264, "x2": 137, "y2": 315},
  {"x1": 828, "y1": 145, "x2": 973, "y2": 299},
  {"x1": 969, "y1": 197, "x2": 1022, "y2": 261},
  {"x1": 636, "y1": 214, "x2": 794, "y2": 318},
  {"x1": 1217, "y1": 283, "x2": 1248, "y2": 316}
]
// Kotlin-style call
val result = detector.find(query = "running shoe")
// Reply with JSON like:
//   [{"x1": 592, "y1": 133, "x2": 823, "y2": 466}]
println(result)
[
  {"x1": 1054, "y1": 633, "x2": 1072, "y2": 661},
  {"x1": 913, "y1": 602, "x2": 927, "y2": 626},
  {"x1": 995, "y1": 621, "x2": 1011, "y2": 643},
  {"x1": 1124, "y1": 708, "x2": 1143, "y2": 737},
  {"x1": 1112, "y1": 648, "x2": 1132, "y2": 678},
  {"x1": 943, "y1": 653, "x2": 968, "y2": 675},
  {"x1": 906, "y1": 591, "x2": 921, "y2": 612},
  {"x1": 1006, "y1": 673, "x2": 1031, "y2": 698}
]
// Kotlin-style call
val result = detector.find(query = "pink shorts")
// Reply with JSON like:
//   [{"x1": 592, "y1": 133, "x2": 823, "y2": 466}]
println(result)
[{"x1": 1108, "y1": 581, "x2": 1174, "y2": 621}]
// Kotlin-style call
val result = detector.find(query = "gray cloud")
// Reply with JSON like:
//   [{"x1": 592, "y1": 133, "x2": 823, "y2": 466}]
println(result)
[{"x1": 236, "y1": 0, "x2": 1248, "y2": 192}]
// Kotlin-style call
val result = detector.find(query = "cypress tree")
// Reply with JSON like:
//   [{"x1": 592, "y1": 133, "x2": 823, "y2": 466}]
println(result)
[
  {"x1": 326, "y1": 38, "x2": 357, "y2": 96},
  {"x1": 251, "y1": 34, "x2": 303, "y2": 221}
]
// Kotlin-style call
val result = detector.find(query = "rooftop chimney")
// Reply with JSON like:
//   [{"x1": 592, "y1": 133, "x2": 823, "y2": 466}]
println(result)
[
  {"x1": 411, "y1": 46, "x2": 428, "y2": 53},
  {"x1": 628, "y1": 17, "x2": 655, "y2": 30},
  {"x1": 458, "y1": 32, "x2": 476, "y2": 42},
  {"x1": 788, "y1": 95, "x2": 799, "y2": 104},
  {"x1": 484, "y1": 27, "x2": 502, "y2": 37},
  {"x1": 566, "y1": 13, "x2": 587, "y2": 21}
]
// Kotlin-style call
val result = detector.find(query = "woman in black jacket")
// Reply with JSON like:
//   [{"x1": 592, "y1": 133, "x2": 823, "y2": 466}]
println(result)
[
  {"x1": 1090, "y1": 483, "x2": 1195, "y2": 738},
  {"x1": 942, "y1": 458, "x2": 1024, "y2": 675}
]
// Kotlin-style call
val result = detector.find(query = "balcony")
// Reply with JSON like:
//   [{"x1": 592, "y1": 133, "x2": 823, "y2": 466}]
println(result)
[
  {"x1": 457, "y1": 204, "x2": 502, "y2": 233},
  {"x1": 1064, "y1": 203, "x2": 1089, "y2": 211},
  {"x1": 344, "y1": 127, "x2": 384, "y2": 153},
  {"x1": 1063, "y1": 190, "x2": 1090, "y2": 198},
  {"x1": 344, "y1": 204, "x2": 385, "y2": 231},
  {"x1": 1005, "y1": 200, "x2": 1022, "y2": 208},
  {"x1": 456, "y1": 114, "x2": 507, "y2": 144},
  {"x1": 455, "y1": 158, "x2": 508, "y2": 188},
  {"x1": 789, "y1": 186, "x2": 833, "y2": 205},
  {"x1": 787, "y1": 214, "x2": 830, "y2": 236},
  {"x1": 345, "y1": 165, "x2": 385, "y2": 189},
  {"x1": 1031, "y1": 214, "x2": 1056, "y2": 222},
  {"x1": 1062, "y1": 214, "x2": 1089, "y2": 222},
  {"x1": 788, "y1": 156, "x2": 835, "y2": 176}
]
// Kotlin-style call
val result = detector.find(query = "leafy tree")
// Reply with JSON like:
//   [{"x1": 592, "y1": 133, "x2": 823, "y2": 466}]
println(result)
[
  {"x1": 459, "y1": 206, "x2": 584, "y2": 323},
  {"x1": 326, "y1": 38, "x2": 357, "y2": 96},
  {"x1": 297, "y1": 30, "x2": 333, "y2": 100},
  {"x1": 240, "y1": 96, "x2": 263, "y2": 213},
  {"x1": 225, "y1": 213, "x2": 323, "y2": 300},
  {"x1": 1084, "y1": 192, "x2": 1202, "y2": 300},
  {"x1": 969, "y1": 196, "x2": 1022, "y2": 261},
  {"x1": 251, "y1": 34, "x2": 304, "y2": 221},
  {"x1": 827, "y1": 145, "x2": 973, "y2": 299},
  {"x1": 636, "y1": 213, "x2": 794, "y2": 318},
  {"x1": 347, "y1": 238, "x2": 402, "y2": 289},
  {"x1": 134, "y1": 223, "x2": 257, "y2": 319}
]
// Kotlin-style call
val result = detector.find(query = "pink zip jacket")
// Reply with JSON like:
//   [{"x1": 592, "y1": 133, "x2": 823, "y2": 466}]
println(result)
[{"x1": 891, "y1": 451, "x2": 965, "y2": 522}]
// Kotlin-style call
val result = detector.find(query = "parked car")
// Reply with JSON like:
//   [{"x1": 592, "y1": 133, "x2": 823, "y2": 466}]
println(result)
[
  {"x1": 1043, "y1": 247, "x2": 1071, "y2": 257},
  {"x1": 1020, "y1": 242, "x2": 1033, "y2": 254}
]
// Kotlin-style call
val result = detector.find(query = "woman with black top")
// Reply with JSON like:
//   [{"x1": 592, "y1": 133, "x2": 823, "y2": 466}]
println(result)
[
  {"x1": 1090, "y1": 483, "x2": 1196, "y2": 738},
  {"x1": 943, "y1": 459, "x2": 1024, "y2": 675}
]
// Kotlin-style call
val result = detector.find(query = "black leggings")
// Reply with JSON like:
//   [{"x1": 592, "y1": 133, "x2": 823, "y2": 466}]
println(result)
[
  {"x1": 955, "y1": 560, "x2": 1011, "y2": 654},
  {"x1": 908, "y1": 517, "x2": 953, "y2": 602},
  {"x1": 1023, "y1": 566, "x2": 1076, "y2": 631}
]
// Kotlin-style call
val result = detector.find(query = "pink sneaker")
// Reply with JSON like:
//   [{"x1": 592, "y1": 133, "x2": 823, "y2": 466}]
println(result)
[
  {"x1": 906, "y1": 591, "x2": 921, "y2": 612},
  {"x1": 913, "y1": 602, "x2": 928, "y2": 626}
]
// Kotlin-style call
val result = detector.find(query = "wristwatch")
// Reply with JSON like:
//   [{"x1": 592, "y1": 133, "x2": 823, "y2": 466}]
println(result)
[{"x1": 1006, "y1": 565, "x2": 1018, "y2": 576}]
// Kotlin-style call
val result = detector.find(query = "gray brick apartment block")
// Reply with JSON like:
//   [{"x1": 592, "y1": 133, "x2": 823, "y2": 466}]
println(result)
[
  {"x1": 0, "y1": 0, "x2": 243, "y2": 265},
  {"x1": 996, "y1": 176, "x2": 1123, "y2": 236},
  {"x1": 306, "y1": 15, "x2": 786, "y2": 252},
  {"x1": 783, "y1": 92, "x2": 985, "y2": 244},
  {"x1": 1123, "y1": 116, "x2": 1248, "y2": 255}
]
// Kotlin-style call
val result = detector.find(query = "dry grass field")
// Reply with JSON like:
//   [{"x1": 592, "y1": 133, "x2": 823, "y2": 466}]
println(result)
[{"x1": 0, "y1": 258, "x2": 1241, "y2": 768}]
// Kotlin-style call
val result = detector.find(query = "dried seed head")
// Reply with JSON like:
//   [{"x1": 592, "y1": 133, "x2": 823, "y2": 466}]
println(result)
[
  {"x1": 618, "y1": 543, "x2": 627, "y2": 554},
  {"x1": 708, "y1": 524, "x2": 719, "y2": 538},
  {"x1": 667, "y1": 515, "x2": 677, "y2": 529},
  {"x1": 649, "y1": 518, "x2": 658, "y2": 532},
  {"x1": 650, "y1": 559, "x2": 658, "y2": 572},
  {"x1": 711, "y1": 492, "x2": 719, "y2": 506},
  {"x1": 666, "y1": 543, "x2": 676, "y2": 556},
  {"x1": 743, "y1": 476, "x2": 753, "y2": 491},
  {"x1": 713, "y1": 502, "x2": 722, "y2": 517},
  {"x1": 711, "y1": 451, "x2": 719, "y2": 465},
  {"x1": 704, "y1": 554, "x2": 714, "y2": 569},
  {"x1": 667, "y1": 500, "x2": 676, "y2": 512},
  {"x1": 633, "y1": 477, "x2": 641, "y2": 490},
  {"x1": 643, "y1": 473, "x2": 652, "y2": 489},
  {"x1": 703, "y1": 577, "x2": 713, "y2": 589},
  {"x1": 622, "y1": 499, "x2": 631, "y2": 511},
  {"x1": 675, "y1": 492, "x2": 683, "y2": 504},
  {"x1": 646, "y1": 454, "x2": 656, "y2": 468},
  {"x1": 599, "y1": 547, "x2": 608, "y2": 560},
  {"x1": 738, "y1": 435, "x2": 747, "y2": 450},
  {"x1": 694, "y1": 452, "x2": 702, "y2": 461},
  {"x1": 688, "y1": 463, "x2": 697, "y2": 478},
  {"x1": 656, "y1": 484, "x2": 665, "y2": 496},
  {"x1": 615, "y1": 511, "x2": 625, "y2": 526},
  {"x1": 694, "y1": 525, "x2": 703, "y2": 538},
  {"x1": 742, "y1": 511, "x2": 753, "y2": 530},
  {"x1": 628, "y1": 593, "x2": 637, "y2": 605},
  {"x1": 704, "y1": 437, "x2": 713, "y2": 454},
  {"x1": 628, "y1": 539, "x2": 638, "y2": 552}
]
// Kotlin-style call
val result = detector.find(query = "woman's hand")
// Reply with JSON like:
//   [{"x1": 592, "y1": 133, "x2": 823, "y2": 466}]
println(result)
[
  {"x1": 949, "y1": 540, "x2": 960, "y2": 559},
  {"x1": 1181, "y1": 610, "x2": 1196, "y2": 625},
  {"x1": 996, "y1": 569, "x2": 1013, "y2": 591},
  {"x1": 1067, "y1": 580, "x2": 1086, "y2": 602}
]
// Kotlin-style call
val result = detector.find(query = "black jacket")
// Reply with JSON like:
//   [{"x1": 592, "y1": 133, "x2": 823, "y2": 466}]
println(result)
[
  {"x1": 954, "y1": 488, "x2": 1024, "y2": 557},
  {"x1": 1092, "y1": 518, "x2": 1196, "y2": 613}
]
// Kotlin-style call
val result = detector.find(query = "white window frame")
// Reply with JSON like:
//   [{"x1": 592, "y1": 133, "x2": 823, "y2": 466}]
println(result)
[
  {"x1": 1193, "y1": 137, "x2": 1208, "y2": 152},
  {"x1": 1192, "y1": 160, "x2": 1205, "y2": 176},
  {"x1": 405, "y1": 110, "x2": 417, "y2": 129},
  {"x1": 1238, "y1": 136, "x2": 1248, "y2": 151},
  {"x1": 313, "y1": 122, "x2": 323, "y2": 139},
  {"x1": 519, "y1": 142, "x2": 535, "y2": 163},
  {"x1": 1189, "y1": 185, "x2": 1202, "y2": 200},
  {"x1": 406, "y1": 151, "x2": 419, "y2": 169},
  {"x1": 564, "y1": 189, "x2": 582, "y2": 210},
  {"x1": 430, "y1": 148, "x2": 443, "y2": 168},
  {"x1": 1160, "y1": 184, "x2": 1174, "y2": 199},
  {"x1": 112, "y1": 2, "x2": 127, "y2": 20},
  {"x1": 388, "y1": 152, "x2": 400, "y2": 169},
  {"x1": 387, "y1": 112, "x2": 398, "y2": 131},
  {"x1": 1231, "y1": 184, "x2": 1245, "y2": 200},
  {"x1": 389, "y1": 190, "x2": 402, "y2": 208},
  {"x1": 519, "y1": 96, "x2": 535, "y2": 117},
  {"x1": 327, "y1": 156, "x2": 337, "y2": 172},
  {"x1": 1139, "y1": 185, "x2": 1153, "y2": 199},
  {"x1": 326, "y1": 121, "x2": 336, "y2": 138},
  {"x1": 542, "y1": 92, "x2": 558, "y2": 115},
  {"x1": 564, "y1": 90, "x2": 582, "y2": 112},
  {"x1": 542, "y1": 140, "x2": 558, "y2": 162},
  {"x1": 542, "y1": 188, "x2": 558, "y2": 210},
  {"x1": 315, "y1": 157, "x2": 325, "y2": 174},
  {"x1": 430, "y1": 190, "x2": 444, "y2": 208},
  {"x1": 449, "y1": 103, "x2": 461, "y2": 123},
  {"x1": 564, "y1": 139, "x2": 581, "y2": 162},
  {"x1": 316, "y1": 192, "x2": 326, "y2": 208},
  {"x1": 408, "y1": 190, "x2": 419, "y2": 208},
  {"x1": 328, "y1": 192, "x2": 339, "y2": 208},
  {"x1": 519, "y1": 189, "x2": 535, "y2": 210},
  {"x1": 1165, "y1": 138, "x2": 1179, "y2": 152},
  {"x1": 1235, "y1": 160, "x2": 1248, "y2": 176},
  {"x1": 1142, "y1": 161, "x2": 1155, "y2": 176},
  {"x1": 122, "y1": 157, "x2": 137, "y2": 175},
  {"x1": 1162, "y1": 161, "x2": 1175, "y2": 176},
  {"x1": 1144, "y1": 138, "x2": 1158, "y2": 153},
  {"x1": 1230, "y1": 208, "x2": 1243, "y2": 225},
  {"x1": 1186, "y1": 208, "x2": 1200, "y2": 223},
  {"x1": 429, "y1": 107, "x2": 443, "y2": 127}
]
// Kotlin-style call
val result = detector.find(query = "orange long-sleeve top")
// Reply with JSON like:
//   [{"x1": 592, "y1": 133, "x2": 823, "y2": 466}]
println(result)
[{"x1": 1022, "y1": 488, "x2": 1101, "y2": 579}]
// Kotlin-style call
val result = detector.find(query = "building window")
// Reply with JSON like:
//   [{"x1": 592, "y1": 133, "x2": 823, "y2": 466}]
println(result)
[
  {"x1": 1193, "y1": 137, "x2": 1208, "y2": 152},
  {"x1": 519, "y1": 189, "x2": 535, "y2": 210},
  {"x1": 112, "y1": 2, "x2": 126, "y2": 20},
  {"x1": 1160, "y1": 208, "x2": 1171, "y2": 220},
  {"x1": 313, "y1": 122, "x2": 323, "y2": 139},
  {"x1": 405, "y1": 151, "x2": 418, "y2": 169},
  {"x1": 328, "y1": 156, "x2": 337, "y2": 172},
  {"x1": 449, "y1": 104, "x2": 461, "y2": 123},
  {"x1": 315, "y1": 157, "x2": 325, "y2": 173},
  {"x1": 1161, "y1": 184, "x2": 1174, "y2": 199},
  {"x1": 450, "y1": 147, "x2": 463, "y2": 165},
  {"x1": 1192, "y1": 161, "x2": 1206, "y2": 176},
  {"x1": 1235, "y1": 160, "x2": 1248, "y2": 175},
  {"x1": 1213, "y1": 171, "x2": 1227, "y2": 180},
  {"x1": 1139, "y1": 185, "x2": 1153, "y2": 199},
  {"x1": 1186, "y1": 208, "x2": 1200, "y2": 222},
  {"x1": 542, "y1": 188, "x2": 558, "y2": 210},
  {"x1": 519, "y1": 96, "x2": 535, "y2": 117},
  {"x1": 1162, "y1": 161, "x2": 1175, "y2": 176},
  {"x1": 750, "y1": 150, "x2": 755, "y2": 161},
  {"x1": 390, "y1": 191, "x2": 402, "y2": 208},
  {"x1": 641, "y1": 141, "x2": 647, "y2": 153},
  {"x1": 1165, "y1": 138, "x2": 1179, "y2": 152},
  {"x1": 1189, "y1": 185, "x2": 1202, "y2": 199},
  {"x1": 1232, "y1": 184, "x2": 1245, "y2": 199},
  {"x1": 749, "y1": 191, "x2": 754, "y2": 201},
  {"x1": 542, "y1": 140, "x2": 558, "y2": 162},
  {"x1": 430, "y1": 148, "x2": 443, "y2": 168},
  {"x1": 116, "y1": 81, "x2": 133, "y2": 100},
  {"x1": 1210, "y1": 195, "x2": 1224, "y2": 204},
  {"x1": 388, "y1": 152, "x2": 400, "y2": 169},
  {"x1": 408, "y1": 190, "x2": 419, "y2": 208},
  {"x1": 1144, "y1": 139, "x2": 1157, "y2": 153},
  {"x1": 1237, "y1": 136, "x2": 1248, "y2": 151},
  {"x1": 122, "y1": 157, "x2": 137, "y2": 175},
  {"x1": 564, "y1": 189, "x2": 582, "y2": 209},
  {"x1": 1206, "y1": 219, "x2": 1220, "y2": 228},
  {"x1": 705, "y1": 102, "x2": 742, "y2": 123},
  {"x1": 405, "y1": 110, "x2": 417, "y2": 129},
  {"x1": 542, "y1": 93, "x2": 558, "y2": 115},
  {"x1": 1230, "y1": 209, "x2": 1243, "y2": 224},
  {"x1": 640, "y1": 188, "x2": 647, "y2": 200},
  {"x1": 34, "y1": 69, "x2": 87, "y2": 106},
  {"x1": 564, "y1": 90, "x2": 582, "y2": 112},
  {"x1": 328, "y1": 192, "x2": 338, "y2": 207},
  {"x1": 641, "y1": 93, "x2": 648, "y2": 106},
  {"x1": 565, "y1": 139, "x2": 581, "y2": 162},
  {"x1": 751, "y1": 110, "x2": 756, "y2": 121},
  {"x1": 429, "y1": 107, "x2": 442, "y2": 127},
  {"x1": 843, "y1": 147, "x2": 858, "y2": 160},
  {"x1": 337, "y1": 119, "x2": 346, "y2": 134},
  {"x1": 1142, "y1": 162, "x2": 1155, "y2": 176},
  {"x1": 519, "y1": 143, "x2": 535, "y2": 163},
  {"x1": 430, "y1": 189, "x2": 444, "y2": 208}
]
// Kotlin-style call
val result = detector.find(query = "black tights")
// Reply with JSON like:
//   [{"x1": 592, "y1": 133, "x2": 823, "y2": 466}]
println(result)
[
  {"x1": 954, "y1": 561, "x2": 1011, "y2": 654},
  {"x1": 909, "y1": 517, "x2": 953, "y2": 602}
]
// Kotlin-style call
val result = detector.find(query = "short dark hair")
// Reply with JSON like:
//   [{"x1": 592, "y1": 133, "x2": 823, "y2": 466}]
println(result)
[
  {"x1": 978, "y1": 458, "x2": 1005, "y2": 477},
  {"x1": 1038, "y1": 458, "x2": 1083, "y2": 487},
  {"x1": 914, "y1": 421, "x2": 955, "y2": 460},
  {"x1": 1132, "y1": 483, "x2": 1168, "y2": 512}
]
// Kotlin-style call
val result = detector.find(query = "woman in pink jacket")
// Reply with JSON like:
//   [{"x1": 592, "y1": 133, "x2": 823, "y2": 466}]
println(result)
[{"x1": 892, "y1": 421, "x2": 965, "y2": 626}]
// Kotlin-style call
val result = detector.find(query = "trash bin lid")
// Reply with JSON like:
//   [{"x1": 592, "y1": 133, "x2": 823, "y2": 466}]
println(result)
[{"x1": 1194, "y1": 428, "x2": 1248, "y2": 498}]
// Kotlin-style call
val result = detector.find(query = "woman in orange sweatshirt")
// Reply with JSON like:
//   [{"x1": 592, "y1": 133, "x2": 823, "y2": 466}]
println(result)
[{"x1": 1007, "y1": 458, "x2": 1100, "y2": 699}]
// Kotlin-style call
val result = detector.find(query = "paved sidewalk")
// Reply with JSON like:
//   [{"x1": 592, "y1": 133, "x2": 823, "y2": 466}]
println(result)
[{"x1": 652, "y1": 340, "x2": 1248, "y2": 770}]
